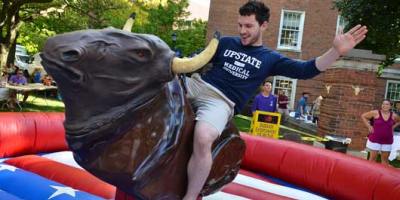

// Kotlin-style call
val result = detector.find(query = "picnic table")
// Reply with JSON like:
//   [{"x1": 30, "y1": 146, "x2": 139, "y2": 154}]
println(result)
[{"x1": 4, "y1": 83, "x2": 58, "y2": 110}]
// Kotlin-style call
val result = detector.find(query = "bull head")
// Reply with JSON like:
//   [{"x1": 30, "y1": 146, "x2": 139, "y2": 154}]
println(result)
[
  {"x1": 41, "y1": 14, "x2": 244, "y2": 200},
  {"x1": 123, "y1": 13, "x2": 220, "y2": 74},
  {"x1": 351, "y1": 85, "x2": 365, "y2": 96}
]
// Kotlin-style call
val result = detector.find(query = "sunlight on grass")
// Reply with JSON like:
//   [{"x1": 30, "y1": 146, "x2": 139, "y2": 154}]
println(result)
[
  {"x1": 22, "y1": 95, "x2": 65, "y2": 112},
  {"x1": 0, "y1": 93, "x2": 65, "y2": 112}
]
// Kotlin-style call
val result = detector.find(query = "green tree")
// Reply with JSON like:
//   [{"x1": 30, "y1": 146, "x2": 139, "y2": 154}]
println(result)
[
  {"x1": 17, "y1": 0, "x2": 135, "y2": 55},
  {"x1": 0, "y1": 0, "x2": 54, "y2": 70},
  {"x1": 334, "y1": 0, "x2": 400, "y2": 75},
  {"x1": 133, "y1": 0, "x2": 207, "y2": 56},
  {"x1": 18, "y1": 0, "x2": 206, "y2": 60},
  {"x1": 173, "y1": 20, "x2": 207, "y2": 56},
  {"x1": 62, "y1": 0, "x2": 133, "y2": 29},
  {"x1": 16, "y1": 1, "x2": 65, "y2": 54}
]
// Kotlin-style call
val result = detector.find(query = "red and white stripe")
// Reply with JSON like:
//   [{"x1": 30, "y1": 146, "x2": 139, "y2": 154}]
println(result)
[{"x1": 39, "y1": 151, "x2": 326, "y2": 200}]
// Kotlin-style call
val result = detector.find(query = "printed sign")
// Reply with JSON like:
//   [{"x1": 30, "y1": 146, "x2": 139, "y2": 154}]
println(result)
[{"x1": 250, "y1": 111, "x2": 281, "y2": 139}]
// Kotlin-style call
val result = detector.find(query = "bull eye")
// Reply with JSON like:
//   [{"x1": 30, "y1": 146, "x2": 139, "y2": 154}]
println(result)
[
  {"x1": 136, "y1": 50, "x2": 145, "y2": 58},
  {"x1": 61, "y1": 49, "x2": 81, "y2": 62},
  {"x1": 131, "y1": 49, "x2": 151, "y2": 62}
]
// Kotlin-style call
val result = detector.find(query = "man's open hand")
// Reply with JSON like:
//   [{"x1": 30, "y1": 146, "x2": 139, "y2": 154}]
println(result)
[{"x1": 333, "y1": 25, "x2": 368, "y2": 55}]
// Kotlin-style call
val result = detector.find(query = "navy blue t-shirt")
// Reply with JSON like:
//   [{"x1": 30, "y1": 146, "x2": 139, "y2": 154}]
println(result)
[{"x1": 201, "y1": 36, "x2": 320, "y2": 114}]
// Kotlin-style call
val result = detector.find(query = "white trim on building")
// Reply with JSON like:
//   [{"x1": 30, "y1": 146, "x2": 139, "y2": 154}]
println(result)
[
  {"x1": 277, "y1": 10, "x2": 305, "y2": 52},
  {"x1": 385, "y1": 80, "x2": 400, "y2": 102}
]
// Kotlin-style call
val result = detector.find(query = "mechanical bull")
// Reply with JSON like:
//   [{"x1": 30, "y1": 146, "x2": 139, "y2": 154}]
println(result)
[{"x1": 40, "y1": 17, "x2": 245, "y2": 200}]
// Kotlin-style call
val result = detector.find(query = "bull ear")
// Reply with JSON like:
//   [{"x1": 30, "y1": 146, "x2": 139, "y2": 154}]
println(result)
[
  {"x1": 123, "y1": 13, "x2": 136, "y2": 32},
  {"x1": 172, "y1": 31, "x2": 220, "y2": 74}
]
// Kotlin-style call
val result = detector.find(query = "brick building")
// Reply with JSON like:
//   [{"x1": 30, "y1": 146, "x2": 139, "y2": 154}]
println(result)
[{"x1": 206, "y1": 0, "x2": 400, "y2": 149}]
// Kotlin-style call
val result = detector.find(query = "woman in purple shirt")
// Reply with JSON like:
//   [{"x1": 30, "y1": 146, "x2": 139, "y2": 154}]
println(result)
[{"x1": 361, "y1": 100, "x2": 400, "y2": 165}]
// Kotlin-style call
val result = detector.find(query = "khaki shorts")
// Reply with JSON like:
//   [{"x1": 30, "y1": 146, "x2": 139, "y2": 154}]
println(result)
[{"x1": 185, "y1": 73, "x2": 235, "y2": 134}]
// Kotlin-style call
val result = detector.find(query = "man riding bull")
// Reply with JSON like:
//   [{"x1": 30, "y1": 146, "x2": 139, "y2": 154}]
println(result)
[{"x1": 182, "y1": 1, "x2": 367, "y2": 199}]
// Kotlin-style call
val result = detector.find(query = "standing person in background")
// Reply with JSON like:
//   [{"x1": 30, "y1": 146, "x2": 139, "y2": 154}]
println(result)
[
  {"x1": 312, "y1": 95, "x2": 323, "y2": 124},
  {"x1": 295, "y1": 92, "x2": 310, "y2": 119},
  {"x1": 361, "y1": 100, "x2": 400, "y2": 165},
  {"x1": 251, "y1": 80, "x2": 277, "y2": 113},
  {"x1": 278, "y1": 90, "x2": 289, "y2": 121}
]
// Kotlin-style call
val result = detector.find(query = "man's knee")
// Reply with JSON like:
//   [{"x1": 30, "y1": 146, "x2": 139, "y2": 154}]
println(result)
[{"x1": 193, "y1": 122, "x2": 219, "y2": 152}]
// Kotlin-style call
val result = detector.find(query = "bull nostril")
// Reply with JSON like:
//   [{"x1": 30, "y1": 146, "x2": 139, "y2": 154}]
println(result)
[{"x1": 61, "y1": 49, "x2": 81, "y2": 61}]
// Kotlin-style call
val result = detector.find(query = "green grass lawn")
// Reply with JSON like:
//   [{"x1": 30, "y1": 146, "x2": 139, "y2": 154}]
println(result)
[{"x1": 0, "y1": 93, "x2": 65, "y2": 112}]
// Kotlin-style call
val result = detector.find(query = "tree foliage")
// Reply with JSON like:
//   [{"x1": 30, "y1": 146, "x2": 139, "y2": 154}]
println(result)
[
  {"x1": 133, "y1": 0, "x2": 206, "y2": 56},
  {"x1": 172, "y1": 20, "x2": 207, "y2": 57},
  {"x1": 0, "y1": 0, "x2": 54, "y2": 69},
  {"x1": 14, "y1": 0, "x2": 207, "y2": 70},
  {"x1": 17, "y1": 0, "x2": 135, "y2": 54},
  {"x1": 334, "y1": 0, "x2": 400, "y2": 74},
  {"x1": 62, "y1": 0, "x2": 133, "y2": 29}
]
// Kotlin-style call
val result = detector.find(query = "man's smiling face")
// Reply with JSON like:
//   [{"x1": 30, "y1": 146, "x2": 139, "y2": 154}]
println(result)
[{"x1": 238, "y1": 14, "x2": 267, "y2": 46}]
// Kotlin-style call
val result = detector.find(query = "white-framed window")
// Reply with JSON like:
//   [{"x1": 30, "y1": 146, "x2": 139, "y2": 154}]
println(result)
[
  {"x1": 336, "y1": 15, "x2": 348, "y2": 35},
  {"x1": 272, "y1": 76, "x2": 297, "y2": 110},
  {"x1": 385, "y1": 80, "x2": 400, "y2": 112},
  {"x1": 277, "y1": 10, "x2": 305, "y2": 51}
]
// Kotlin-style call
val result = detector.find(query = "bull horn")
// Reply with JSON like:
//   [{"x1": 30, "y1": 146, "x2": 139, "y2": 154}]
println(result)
[
  {"x1": 172, "y1": 31, "x2": 220, "y2": 74},
  {"x1": 123, "y1": 13, "x2": 136, "y2": 32}
]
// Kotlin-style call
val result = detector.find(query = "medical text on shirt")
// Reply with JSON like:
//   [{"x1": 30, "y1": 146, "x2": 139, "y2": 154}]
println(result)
[{"x1": 222, "y1": 49, "x2": 262, "y2": 80}]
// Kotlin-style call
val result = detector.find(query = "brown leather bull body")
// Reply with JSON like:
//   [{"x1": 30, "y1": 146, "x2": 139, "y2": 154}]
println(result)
[{"x1": 41, "y1": 28, "x2": 245, "y2": 199}]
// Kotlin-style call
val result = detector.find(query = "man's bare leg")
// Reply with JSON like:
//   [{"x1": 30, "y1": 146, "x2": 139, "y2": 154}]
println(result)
[{"x1": 183, "y1": 121, "x2": 219, "y2": 200}]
